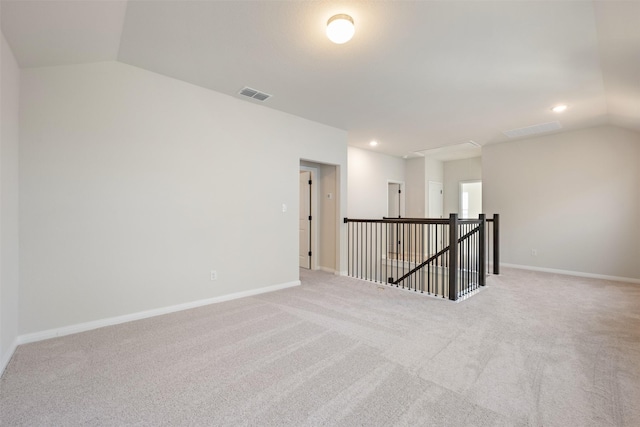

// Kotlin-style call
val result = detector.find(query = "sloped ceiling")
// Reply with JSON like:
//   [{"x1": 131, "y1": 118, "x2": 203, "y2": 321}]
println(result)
[{"x1": 2, "y1": 0, "x2": 639, "y2": 158}]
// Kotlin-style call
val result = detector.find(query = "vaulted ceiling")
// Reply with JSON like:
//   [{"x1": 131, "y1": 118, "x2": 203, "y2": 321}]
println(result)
[{"x1": 2, "y1": 1, "x2": 639, "y2": 158}]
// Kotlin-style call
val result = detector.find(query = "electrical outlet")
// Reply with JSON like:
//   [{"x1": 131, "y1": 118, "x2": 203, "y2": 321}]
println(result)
[
  {"x1": 531, "y1": 249, "x2": 537, "y2": 256},
  {"x1": 210, "y1": 270, "x2": 218, "y2": 280}
]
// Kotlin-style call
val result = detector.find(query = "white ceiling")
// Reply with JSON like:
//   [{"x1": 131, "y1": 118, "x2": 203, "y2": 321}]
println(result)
[{"x1": 2, "y1": 0, "x2": 639, "y2": 159}]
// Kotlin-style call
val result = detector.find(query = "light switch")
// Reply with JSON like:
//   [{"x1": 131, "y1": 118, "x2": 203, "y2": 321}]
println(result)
[{"x1": 282, "y1": 203, "x2": 287, "y2": 212}]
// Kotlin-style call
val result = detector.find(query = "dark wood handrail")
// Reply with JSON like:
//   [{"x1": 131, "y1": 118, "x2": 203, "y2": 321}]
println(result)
[{"x1": 345, "y1": 217, "x2": 482, "y2": 225}]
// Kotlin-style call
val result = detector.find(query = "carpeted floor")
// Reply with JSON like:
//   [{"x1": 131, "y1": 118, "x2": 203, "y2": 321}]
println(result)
[{"x1": 1, "y1": 268, "x2": 639, "y2": 426}]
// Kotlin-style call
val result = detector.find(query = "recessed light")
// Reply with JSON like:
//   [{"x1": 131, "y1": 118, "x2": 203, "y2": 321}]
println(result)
[
  {"x1": 551, "y1": 104, "x2": 568, "y2": 113},
  {"x1": 369, "y1": 140, "x2": 378, "y2": 147}
]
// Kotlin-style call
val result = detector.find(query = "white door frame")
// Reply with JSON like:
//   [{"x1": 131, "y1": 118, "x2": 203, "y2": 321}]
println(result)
[{"x1": 300, "y1": 166, "x2": 318, "y2": 270}]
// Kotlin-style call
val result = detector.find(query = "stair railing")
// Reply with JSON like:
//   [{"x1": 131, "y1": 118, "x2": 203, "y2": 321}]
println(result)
[{"x1": 344, "y1": 213, "x2": 499, "y2": 301}]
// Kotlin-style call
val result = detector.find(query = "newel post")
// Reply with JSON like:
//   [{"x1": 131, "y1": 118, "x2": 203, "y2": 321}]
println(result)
[
  {"x1": 479, "y1": 214, "x2": 486, "y2": 286},
  {"x1": 492, "y1": 214, "x2": 500, "y2": 275},
  {"x1": 448, "y1": 213, "x2": 459, "y2": 301}
]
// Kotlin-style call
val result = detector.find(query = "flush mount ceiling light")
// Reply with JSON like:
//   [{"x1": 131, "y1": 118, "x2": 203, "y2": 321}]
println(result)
[
  {"x1": 369, "y1": 140, "x2": 378, "y2": 147},
  {"x1": 552, "y1": 104, "x2": 568, "y2": 113},
  {"x1": 327, "y1": 14, "x2": 355, "y2": 44}
]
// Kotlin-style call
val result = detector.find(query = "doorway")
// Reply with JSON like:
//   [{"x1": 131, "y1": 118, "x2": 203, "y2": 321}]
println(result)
[
  {"x1": 387, "y1": 181, "x2": 404, "y2": 218},
  {"x1": 299, "y1": 161, "x2": 339, "y2": 273},
  {"x1": 460, "y1": 181, "x2": 482, "y2": 219},
  {"x1": 428, "y1": 181, "x2": 443, "y2": 218},
  {"x1": 387, "y1": 181, "x2": 404, "y2": 257}
]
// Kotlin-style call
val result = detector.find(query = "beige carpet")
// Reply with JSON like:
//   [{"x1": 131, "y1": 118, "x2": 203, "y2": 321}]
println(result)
[{"x1": 1, "y1": 268, "x2": 639, "y2": 426}]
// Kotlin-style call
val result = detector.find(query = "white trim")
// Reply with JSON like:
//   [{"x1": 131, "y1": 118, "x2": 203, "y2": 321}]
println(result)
[
  {"x1": 319, "y1": 266, "x2": 336, "y2": 274},
  {"x1": 501, "y1": 263, "x2": 640, "y2": 285},
  {"x1": 1, "y1": 338, "x2": 19, "y2": 376},
  {"x1": 17, "y1": 280, "x2": 301, "y2": 346}
]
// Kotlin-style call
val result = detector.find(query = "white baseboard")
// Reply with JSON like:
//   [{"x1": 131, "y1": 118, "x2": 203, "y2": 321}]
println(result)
[
  {"x1": 1, "y1": 338, "x2": 19, "y2": 377},
  {"x1": 501, "y1": 263, "x2": 640, "y2": 285},
  {"x1": 17, "y1": 280, "x2": 301, "y2": 346},
  {"x1": 318, "y1": 266, "x2": 336, "y2": 274}
]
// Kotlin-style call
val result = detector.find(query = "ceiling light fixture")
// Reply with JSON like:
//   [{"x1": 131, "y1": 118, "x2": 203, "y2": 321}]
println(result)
[
  {"x1": 551, "y1": 104, "x2": 568, "y2": 113},
  {"x1": 327, "y1": 14, "x2": 355, "y2": 44},
  {"x1": 369, "y1": 140, "x2": 378, "y2": 147}
]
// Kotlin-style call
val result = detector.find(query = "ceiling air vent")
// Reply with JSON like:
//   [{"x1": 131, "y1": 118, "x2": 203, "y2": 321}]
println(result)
[
  {"x1": 503, "y1": 121, "x2": 562, "y2": 138},
  {"x1": 239, "y1": 87, "x2": 272, "y2": 102}
]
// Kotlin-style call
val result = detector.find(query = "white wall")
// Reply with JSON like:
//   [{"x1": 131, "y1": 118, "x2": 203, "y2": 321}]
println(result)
[
  {"x1": 443, "y1": 157, "x2": 482, "y2": 216},
  {"x1": 405, "y1": 158, "x2": 425, "y2": 217},
  {"x1": 353, "y1": 154, "x2": 443, "y2": 219},
  {"x1": 19, "y1": 61, "x2": 347, "y2": 335},
  {"x1": 483, "y1": 125, "x2": 640, "y2": 280},
  {"x1": 347, "y1": 147, "x2": 404, "y2": 218},
  {"x1": 1, "y1": 30, "x2": 20, "y2": 370}
]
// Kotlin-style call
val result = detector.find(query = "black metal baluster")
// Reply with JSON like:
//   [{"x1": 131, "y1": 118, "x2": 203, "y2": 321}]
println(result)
[
  {"x1": 359, "y1": 222, "x2": 363, "y2": 279},
  {"x1": 405, "y1": 224, "x2": 413, "y2": 290},
  {"x1": 469, "y1": 224, "x2": 472, "y2": 293},
  {"x1": 463, "y1": 223, "x2": 466, "y2": 295},
  {"x1": 436, "y1": 224, "x2": 440, "y2": 297},
  {"x1": 401, "y1": 223, "x2": 405, "y2": 288},
  {"x1": 376, "y1": 222, "x2": 379, "y2": 283},
  {"x1": 370, "y1": 222, "x2": 374, "y2": 281},
  {"x1": 419, "y1": 224, "x2": 426, "y2": 294},
  {"x1": 353, "y1": 222, "x2": 356, "y2": 278},
  {"x1": 471, "y1": 223, "x2": 474, "y2": 292},
  {"x1": 438, "y1": 223, "x2": 442, "y2": 298},
  {"x1": 412, "y1": 223, "x2": 416, "y2": 291},
  {"x1": 438, "y1": 226, "x2": 444, "y2": 298},
  {"x1": 385, "y1": 222, "x2": 389, "y2": 284},
  {"x1": 350, "y1": 221, "x2": 354, "y2": 277},
  {"x1": 368, "y1": 222, "x2": 371, "y2": 281},
  {"x1": 458, "y1": 223, "x2": 462, "y2": 297},
  {"x1": 374, "y1": 222, "x2": 377, "y2": 282},
  {"x1": 428, "y1": 224, "x2": 431, "y2": 295},
  {"x1": 396, "y1": 222, "x2": 399, "y2": 287},
  {"x1": 465, "y1": 224, "x2": 469, "y2": 294},
  {"x1": 460, "y1": 223, "x2": 463, "y2": 296},
  {"x1": 466, "y1": 223, "x2": 470, "y2": 294},
  {"x1": 470, "y1": 224, "x2": 474, "y2": 292}
]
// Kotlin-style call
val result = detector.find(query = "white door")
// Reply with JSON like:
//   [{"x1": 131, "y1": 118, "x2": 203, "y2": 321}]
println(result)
[
  {"x1": 388, "y1": 183, "x2": 401, "y2": 218},
  {"x1": 299, "y1": 171, "x2": 311, "y2": 269},
  {"x1": 428, "y1": 181, "x2": 443, "y2": 218}
]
